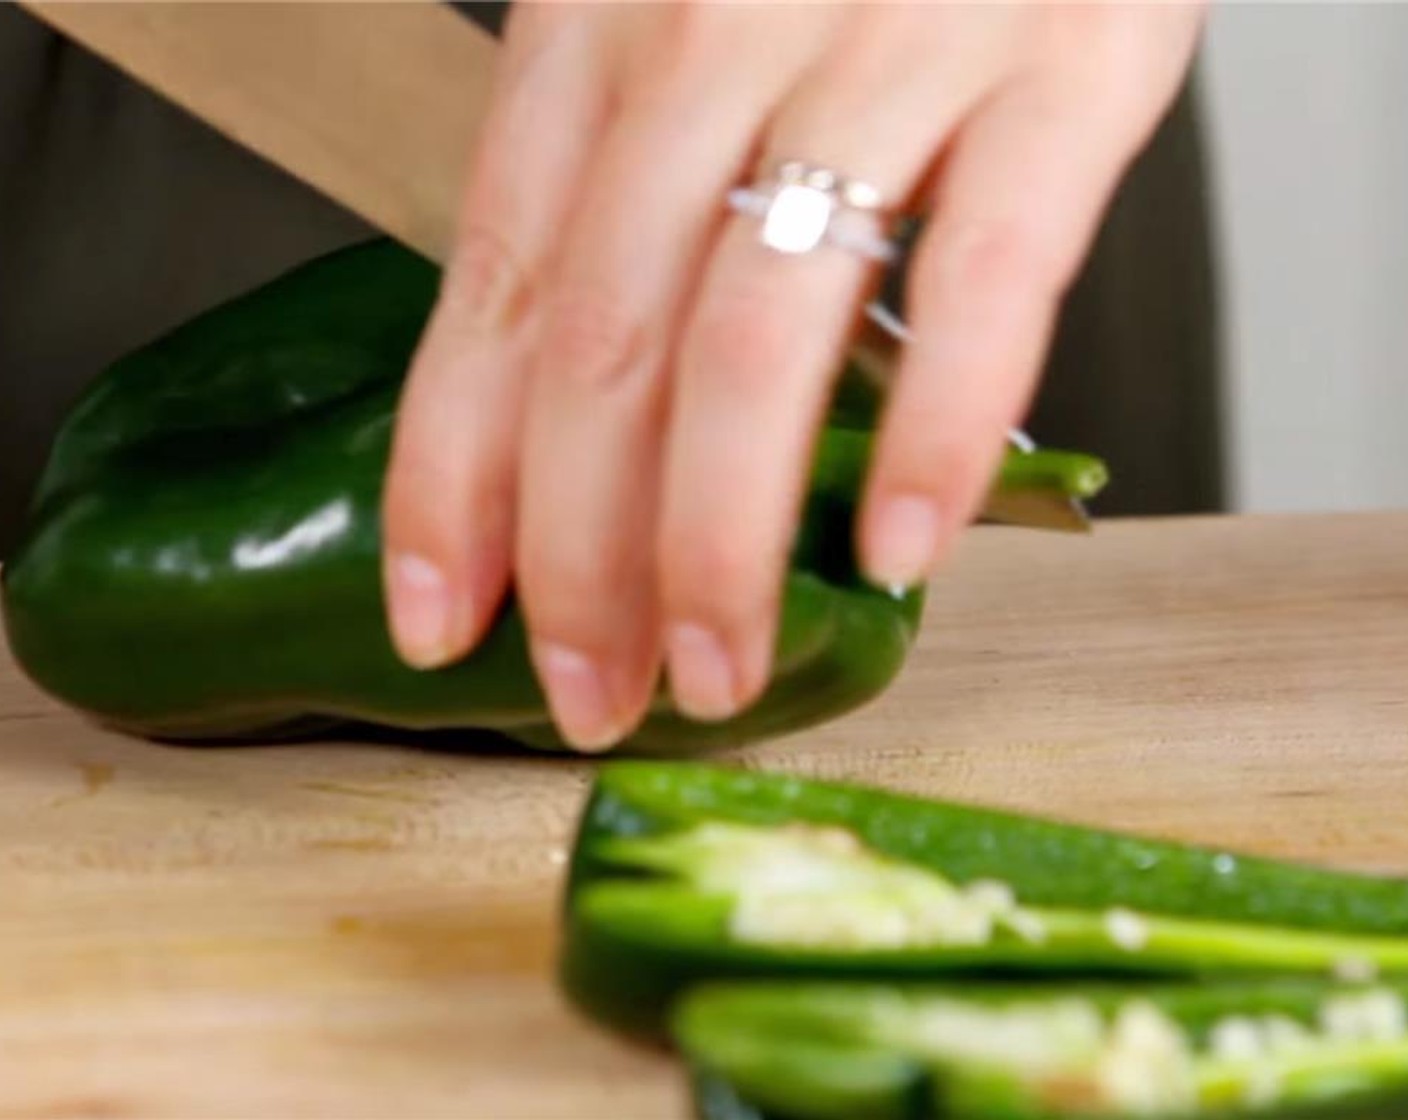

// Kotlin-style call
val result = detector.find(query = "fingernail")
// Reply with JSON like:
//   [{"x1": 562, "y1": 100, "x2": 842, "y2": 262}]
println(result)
[
  {"x1": 387, "y1": 552, "x2": 460, "y2": 669},
  {"x1": 667, "y1": 623, "x2": 739, "y2": 722},
  {"x1": 534, "y1": 642, "x2": 621, "y2": 752},
  {"x1": 868, "y1": 494, "x2": 940, "y2": 588}
]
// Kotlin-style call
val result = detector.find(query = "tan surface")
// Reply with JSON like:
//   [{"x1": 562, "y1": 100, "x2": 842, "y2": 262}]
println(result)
[
  {"x1": 19, "y1": 2, "x2": 496, "y2": 262},
  {"x1": 1, "y1": 512, "x2": 1407, "y2": 1116}
]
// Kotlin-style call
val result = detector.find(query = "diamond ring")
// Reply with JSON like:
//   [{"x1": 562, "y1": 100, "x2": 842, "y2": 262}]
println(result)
[{"x1": 727, "y1": 159, "x2": 898, "y2": 263}]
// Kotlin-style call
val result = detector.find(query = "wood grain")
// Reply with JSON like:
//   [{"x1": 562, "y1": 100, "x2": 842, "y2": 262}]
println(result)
[
  {"x1": 1, "y1": 512, "x2": 1407, "y2": 1115},
  {"x1": 18, "y1": 1, "x2": 496, "y2": 262}
]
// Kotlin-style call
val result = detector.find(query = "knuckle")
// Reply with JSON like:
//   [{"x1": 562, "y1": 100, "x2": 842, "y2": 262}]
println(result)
[
  {"x1": 1073, "y1": 4, "x2": 1154, "y2": 72},
  {"x1": 522, "y1": 541, "x2": 638, "y2": 640},
  {"x1": 442, "y1": 224, "x2": 530, "y2": 332},
  {"x1": 1037, "y1": 2, "x2": 1125, "y2": 65},
  {"x1": 540, "y1": 282, "x2": 644, "y2": 389},
  {"x1": 662, "y1": 524, "x2": 769, "y2": 624},
  {"x1": 928, "y1": 443, "x2": 986, "y2": 510},
  {"x1": 684, "y1": 284, "x2": 790, "y2": 394},
  {"x1": 384, "y1": 434, "x2": 513, "y2": 551},
  {"x1": 381, "y1": 462, "x2": 449, "y2": 550},
  {"x1": 884, "y1": 443, "x2": 977, "y2": 519},
  {"x1": 635, "y1": 3, "x2": 731, "y2": 87},
  {"x1": 880, "y1": 383, "x2": 1011, "y2": 492},
  {"x1": 384, "y1": 425, "x2": 445, "y2": 517},
  {"x1": 1041, "y1": 6, "x2": 1194, "y2": 120},
  {"x1": 926, "y1": 216, "x2": 1069, "y2": 301}
]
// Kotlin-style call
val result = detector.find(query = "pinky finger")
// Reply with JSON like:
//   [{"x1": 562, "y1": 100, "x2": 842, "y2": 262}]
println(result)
[{"x1": 859, "y1": 70, "x2": 1179, "y2": 589}]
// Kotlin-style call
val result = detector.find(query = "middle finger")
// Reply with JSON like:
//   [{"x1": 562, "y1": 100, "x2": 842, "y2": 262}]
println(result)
[{"x1": 516, "y1": 7, "x2": 833, "y2": 750}]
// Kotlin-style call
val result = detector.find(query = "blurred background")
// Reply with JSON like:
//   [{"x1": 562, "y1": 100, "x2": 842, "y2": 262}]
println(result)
[{"x1": 1203, "y1": 3, "x2": 1408, "y2": 513}]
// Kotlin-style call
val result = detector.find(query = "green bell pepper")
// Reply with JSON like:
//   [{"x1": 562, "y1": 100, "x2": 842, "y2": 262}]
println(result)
[
  {"x1": 678, "y1": 980, "x2": 1408, "y2": 1120},
  {"x1": 559, "y1": 763, "x2": 1408, "y2": 1039},
  {"x1": 0, "y1": 239, "x2": 1104, "y2": 752}
]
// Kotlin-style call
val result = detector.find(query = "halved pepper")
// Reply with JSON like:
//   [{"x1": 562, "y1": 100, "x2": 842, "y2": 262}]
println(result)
[
  {"x1": 0, "y1": 239, "x2": 1104, "y2": 752},
  {"x1": 678, "y1": 980, "x2": 1408, "y2": 1119},
  {"x1": 559, "y1": 763, "x2": 1408, "y2": 1039}
]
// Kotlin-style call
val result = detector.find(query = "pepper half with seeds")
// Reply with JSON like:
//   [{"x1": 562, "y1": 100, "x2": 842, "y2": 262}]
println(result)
[
  {"x1": 0, "y1": 239, "x2": 1105, "y2": 752},
  {"x1": 559, "y1": 763, "x2": 1408, "y2": 1039},
  {"x1": 679, "y1": 980, "x2": 1408, "y2": 1119}
]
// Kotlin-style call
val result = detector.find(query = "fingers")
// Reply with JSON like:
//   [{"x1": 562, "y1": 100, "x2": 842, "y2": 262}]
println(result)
[
  {"x1": 382, "y1": 0, "x2": 1207, "y2": 762},
  {"x1": 512, "y1": 95, "x2": 741, "y2": 749},
  {"x1": 381, "y1": 8, "x2": 607, "y2": 669},
  {"x1": 660, "y1": 242, "x2": 865, "y2": 720},
  {"x1": 514, "y1": 7, "x2": 836, "y2": 749},
  {"x1": 860, "y1": 10, "x2": 1205, "y2": 588},
  {"x1": 658, "y1": 12, "x2": 999, "y2": 721}
]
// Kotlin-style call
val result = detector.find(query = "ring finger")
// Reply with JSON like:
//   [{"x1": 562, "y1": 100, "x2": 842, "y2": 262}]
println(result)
[{"x1": 659, "y1": 5, "x2": 1016, "y2": 720}]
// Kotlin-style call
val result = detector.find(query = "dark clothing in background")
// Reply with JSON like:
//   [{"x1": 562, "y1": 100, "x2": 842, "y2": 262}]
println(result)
[
  {"x1": 0, "y1": 2, "x2": 1224, "y2": 558},
  {"x1": 0, "y1": 4, "x2": 371, "y2": 558},
  {"x1": 1033, "y1": 81, "x2": 1225, "y2": 523}
]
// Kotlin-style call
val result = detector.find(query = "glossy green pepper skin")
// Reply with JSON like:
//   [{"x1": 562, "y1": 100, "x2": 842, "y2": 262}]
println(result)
[
  {"x1": 559, "y1": 763, "x2": 1408, "y2": 1040},
  {"x1": 0, "y1": 239, "x2": 1103, "y2": 752},
  {"x1": 680, "y1": 981, "x2": 1408, "y2": 1120},
  {"x1": 0, "y1": 241, "x2": 915, "y2": 750}
]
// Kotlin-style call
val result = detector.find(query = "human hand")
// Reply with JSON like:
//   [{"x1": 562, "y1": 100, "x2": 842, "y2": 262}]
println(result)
[{"x1": 380, "y1": 1, "x2": 1206, "y2": 750}]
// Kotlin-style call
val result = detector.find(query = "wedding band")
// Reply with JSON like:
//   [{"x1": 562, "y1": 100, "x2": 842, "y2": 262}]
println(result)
[{"x1": 727, "y1": 159, "x2": 898, "y2": 263}]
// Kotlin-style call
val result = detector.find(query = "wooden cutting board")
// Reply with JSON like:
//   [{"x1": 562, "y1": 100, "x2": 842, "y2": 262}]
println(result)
[{"x1": 1, "y1": 511, "x2": 1406, "y2": 1117}]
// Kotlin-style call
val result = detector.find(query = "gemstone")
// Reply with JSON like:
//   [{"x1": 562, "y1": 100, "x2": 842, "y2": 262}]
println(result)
[{"x1": 760, "y1": 184, "x2": 833, "y2": 254}]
